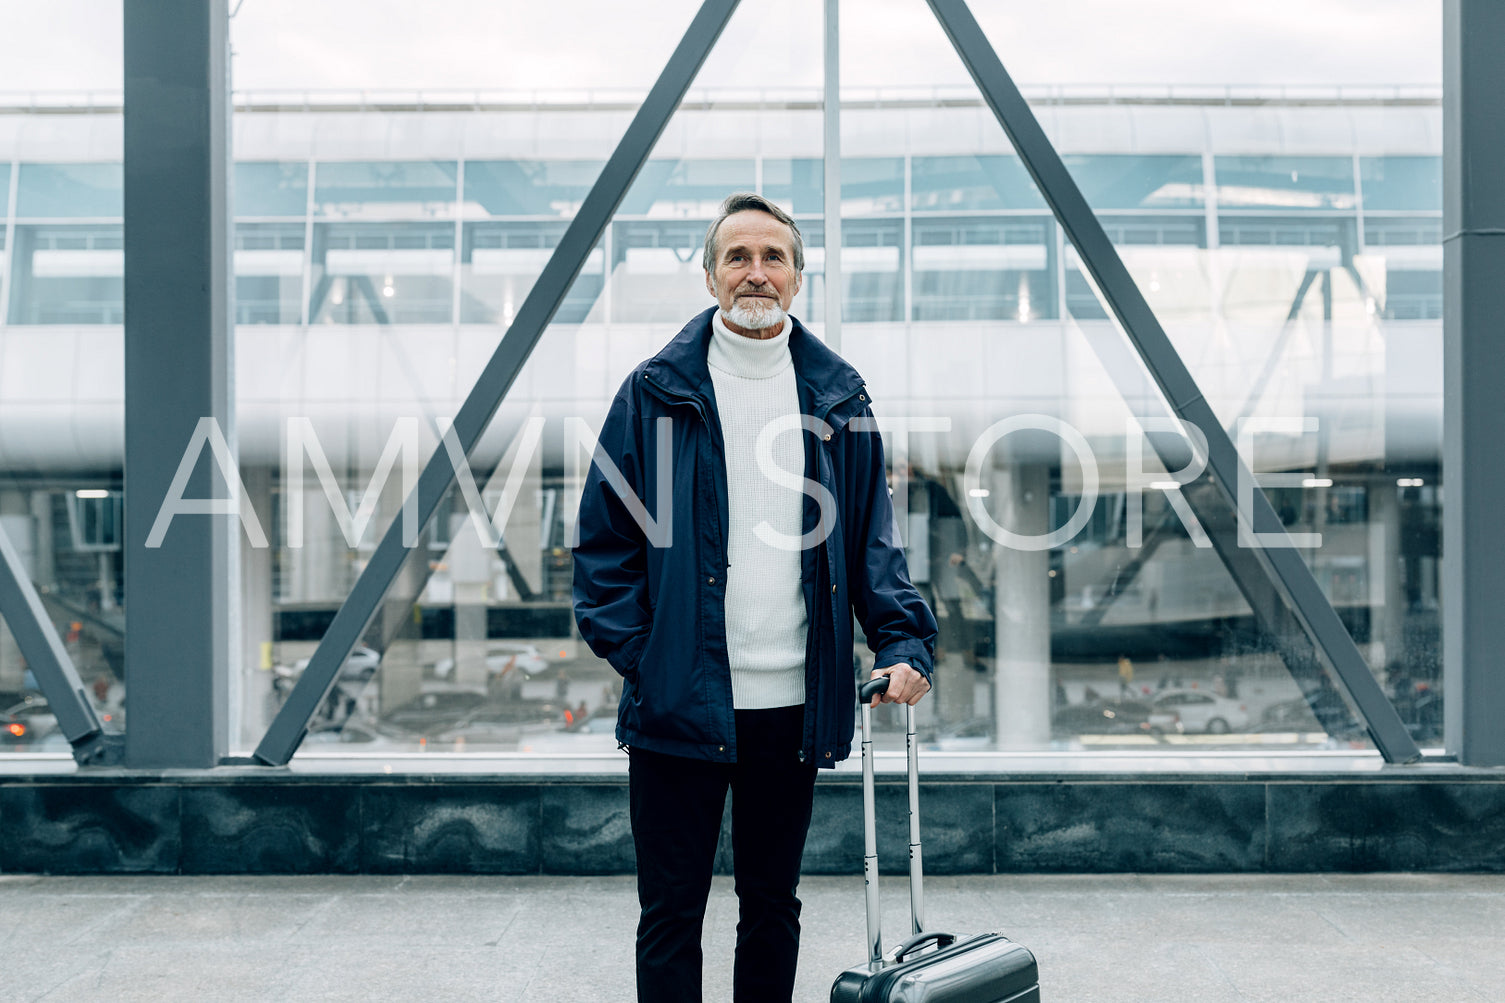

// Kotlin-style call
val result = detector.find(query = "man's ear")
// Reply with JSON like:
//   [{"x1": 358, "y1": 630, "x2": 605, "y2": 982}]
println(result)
[
  {"x1": 791, "y1": 269, "x2": 803, "y2": 298},
  {"x1": 705, "y1": 269, "x2": 715, "y2": 298}
]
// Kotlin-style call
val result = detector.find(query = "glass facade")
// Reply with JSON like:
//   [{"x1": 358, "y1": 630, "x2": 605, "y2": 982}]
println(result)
[
  {"x1": 0, "y1": 85, "x2": 1444, "y2": 763},
  {"x1": 0, "y1": 108, "x2": 126, "y2": 750}
]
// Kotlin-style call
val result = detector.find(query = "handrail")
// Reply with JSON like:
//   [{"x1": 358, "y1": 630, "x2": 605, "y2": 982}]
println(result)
[{"x1": 0, "y1": 83, "x2": 1443, "y2": 115}]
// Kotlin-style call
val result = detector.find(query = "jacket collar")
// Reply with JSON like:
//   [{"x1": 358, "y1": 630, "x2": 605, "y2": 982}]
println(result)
[{"x1": 643, "y1": 306, "x2": 866, "y2": 419}]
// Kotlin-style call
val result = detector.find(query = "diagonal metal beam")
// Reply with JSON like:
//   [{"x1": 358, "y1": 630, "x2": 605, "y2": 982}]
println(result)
[
  {"x1": 1088, "y1": 268, "x2": 1326, "y2": 627},
  {"x1": 928, "y1": 0, "x2": 1420, "y2": 762},
  {"x1": 252, "y1": 0, "x2": 744, "y2": 766},
  {"x1": 0, "y1": 523, "x2": 122, "y2": 765}
]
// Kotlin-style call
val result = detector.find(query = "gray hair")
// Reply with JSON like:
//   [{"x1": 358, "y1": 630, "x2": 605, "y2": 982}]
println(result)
[{"x1": 701, "y1": 192, "x2": 804, "y2": 274}]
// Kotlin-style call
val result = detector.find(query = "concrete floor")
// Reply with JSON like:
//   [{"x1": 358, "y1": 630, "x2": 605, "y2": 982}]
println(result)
[{"x1": 4, "y1": 873, "x2": 1503, "y2": 1001}]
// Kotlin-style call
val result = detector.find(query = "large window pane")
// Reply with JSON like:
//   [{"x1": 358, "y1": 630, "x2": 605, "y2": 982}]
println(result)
[
  {"x1": 1214, "y1": 156, "x2": 1357, "y2": 212},
  {"x1": 610, "y1": 219, "x2": 709, "y2": 323},
  {"x1": 235, "y1": 161, "x2": 309, "y2": 217},
  {"x1": 6, "y1": 224, "x2": 123, "y2": 324},
  {"x1": 1360, "y1": 156, "x2": 1441, "y2": 212},
  {"x1": 461, "y1": 221, "x2": 603, "y2": 325},
  {"x1": 912, "y1": 155, "x2": 1044, "y2": 212},
  {"x1": 761, "y1": 157, "x2": 821, "y2": 214},
  {"x1": 1066, "y1": 215, "x2": 1210, "y2": 321},
  {"x1": 620, "y1": 159, "x2": 754, "y2": 217},
  {"x1": 912, "y1": 215, "x2": 1055, "y2": 321},
  {"x1": 463, "y1": 160, "x2": 603, "y2": 217},
  {"x1": 801, "y1": 219, "x2": 904, "y2": 323},
  {"x1": 842, "y1": 157, "x2": 904, "y2": 215},
  {"x1": 1363, "y1": 215, "x2": 1442, "y2": 321},
  {"x1": 1061, "y1": 155, "x2": 1206, "y2": 210},
  {"x1": 15, "y1": 163, "x2": 123, "y2": 218},
  {"x1": 313, "y1": 161, "x2": 458, "y2": 218},
  {"x1": 236, "y1": 222, "x2": 305, "y2": 324},
  {"x1": 1, "y1": 21, "x2": 126, "y2": 758},
  {"x1": 309, "y1": 222, "x2": 454, "y2": 324}
]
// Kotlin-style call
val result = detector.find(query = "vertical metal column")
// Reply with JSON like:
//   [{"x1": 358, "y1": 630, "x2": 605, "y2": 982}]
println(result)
[
  {"x1": 123, "y1": 0, "x2": 234, "y2": 767},
  {"x1": 823, "y1": 0, "x2": 842, "y2": 351},
  {"x1": 1443, "y1": 0, "x2": 1505, "y2": 765}
]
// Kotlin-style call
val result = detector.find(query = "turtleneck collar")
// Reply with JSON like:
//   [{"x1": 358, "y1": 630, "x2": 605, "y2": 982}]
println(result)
[{"x1": 708, "y1": 309, "x2": 793, "y2": 380}]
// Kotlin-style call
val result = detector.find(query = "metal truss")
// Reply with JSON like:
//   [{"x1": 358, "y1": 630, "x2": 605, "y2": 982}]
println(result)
[{"x1": 0, "y1": 525, "x2": 122, "y2": 765}]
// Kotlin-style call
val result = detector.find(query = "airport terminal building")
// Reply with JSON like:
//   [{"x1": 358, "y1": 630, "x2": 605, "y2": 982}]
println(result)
[{"x1": 1, "y1": 1, "x2": 1501, "y2": 877}]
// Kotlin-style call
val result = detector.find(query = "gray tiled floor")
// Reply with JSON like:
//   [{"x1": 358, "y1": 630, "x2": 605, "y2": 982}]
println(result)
[{"x1": 5, "y1": 872, "x2": 1502, "y2": 1001}]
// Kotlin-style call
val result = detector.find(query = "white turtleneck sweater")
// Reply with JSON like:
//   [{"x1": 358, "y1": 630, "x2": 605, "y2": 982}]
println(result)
[{"x1": 708, "y1": 310, "x2": 808, "y2": 709}]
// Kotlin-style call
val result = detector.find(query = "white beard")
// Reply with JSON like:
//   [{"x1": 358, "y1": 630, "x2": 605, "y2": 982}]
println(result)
[{"x1": 726, "y1": 296, "x2": 786, "y2": 332}]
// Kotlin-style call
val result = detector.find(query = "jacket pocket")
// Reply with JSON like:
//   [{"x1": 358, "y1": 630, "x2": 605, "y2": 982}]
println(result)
[{"x1": 623, "y1": 630, "x2": 719, "y2": 747}]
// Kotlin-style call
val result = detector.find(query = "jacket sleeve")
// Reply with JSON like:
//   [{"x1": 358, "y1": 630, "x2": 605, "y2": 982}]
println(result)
[
  {"x1": 572, "y1": 380, "x2": 652, "y2": 679},
  {"x1": 845, "y1": 410, "x2": 938, "y2": 680}
]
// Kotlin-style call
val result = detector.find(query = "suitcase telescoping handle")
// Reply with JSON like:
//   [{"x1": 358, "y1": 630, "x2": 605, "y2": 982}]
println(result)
[{"x1": 857, "y1": 675, "x2": 925, "y2": 972}]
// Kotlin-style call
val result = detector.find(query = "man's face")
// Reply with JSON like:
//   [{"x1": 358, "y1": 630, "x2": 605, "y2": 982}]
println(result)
[{"x1": 705, "y1": 209, "x2": 802, "y2": 338}]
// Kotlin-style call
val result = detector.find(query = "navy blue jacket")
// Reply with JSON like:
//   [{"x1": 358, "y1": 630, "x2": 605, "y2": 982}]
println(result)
[{"x1": 572, "y1": 307, "x2": 936, "y2": 767}]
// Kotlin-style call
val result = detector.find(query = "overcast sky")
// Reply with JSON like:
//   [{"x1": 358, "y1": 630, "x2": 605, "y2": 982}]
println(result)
[{"x1": 0, "y1": 0, "x2": 1441, "y2": 95}]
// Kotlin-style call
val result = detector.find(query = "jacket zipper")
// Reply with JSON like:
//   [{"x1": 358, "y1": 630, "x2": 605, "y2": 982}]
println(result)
[
  {"x1": 802, "y1": 382, "x2": 866, "y2": 764},
  {"x1": 643, "y1": 372, "x2": 734, "y2": 759}
]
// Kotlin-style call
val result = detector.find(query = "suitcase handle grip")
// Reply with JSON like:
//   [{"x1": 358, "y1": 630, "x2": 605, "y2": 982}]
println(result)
[
  {"x1": 859, "y1": 676, "x2": 890, "y2": 703},
  {"x1": 891, "y1": 930, "x2": 957, "y2": 962}
]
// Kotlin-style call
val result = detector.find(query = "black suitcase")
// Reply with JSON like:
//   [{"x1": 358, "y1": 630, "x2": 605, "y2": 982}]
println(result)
[{"x1": 831, "y1": 677, "x2": 1040, "y2": 1002}]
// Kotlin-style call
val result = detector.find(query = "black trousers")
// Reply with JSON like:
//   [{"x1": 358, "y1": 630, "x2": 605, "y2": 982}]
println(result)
[{"x1": 629, "y1": 704, "x2": 818, "y2": 1003}]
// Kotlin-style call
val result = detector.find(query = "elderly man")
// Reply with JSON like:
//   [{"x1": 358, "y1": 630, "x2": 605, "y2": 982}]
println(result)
[{"x1": 573, "y1": 192, "x2": 936, "y2": 1002}]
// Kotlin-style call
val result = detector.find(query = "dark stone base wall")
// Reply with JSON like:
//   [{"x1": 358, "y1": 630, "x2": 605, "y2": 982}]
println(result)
[{"x1": 3, "y1": 773, "x2": 1504, "y2": 875}]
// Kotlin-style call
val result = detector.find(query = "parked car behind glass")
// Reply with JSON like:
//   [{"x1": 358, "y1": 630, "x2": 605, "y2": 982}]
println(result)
[
  {"x1": 1052, "y1": 699, "x2": 1179, "y2": 736},
  {"x1": 1152, "y1": 689, "x2": 1249, "y2": 734}
]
